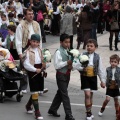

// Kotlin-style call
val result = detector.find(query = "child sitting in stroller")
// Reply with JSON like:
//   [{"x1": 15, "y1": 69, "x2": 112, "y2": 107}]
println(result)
[
  {"x1": 0, "y1": 46, "x2": 24, "y2": 102},
  {"x1": 0, "y1": 46, "x2": 22, "y2": 90}
]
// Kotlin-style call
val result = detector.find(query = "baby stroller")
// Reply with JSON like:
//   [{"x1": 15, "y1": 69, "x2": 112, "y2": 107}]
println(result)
[{"x1": 0, "y1": 61, "x2": 25, "y2": 103}]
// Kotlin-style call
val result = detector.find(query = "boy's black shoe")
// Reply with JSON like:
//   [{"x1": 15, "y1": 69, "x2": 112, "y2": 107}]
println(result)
[
  {"x1": 48, "y1": 109, "x2": 60, "y2": 117},
  {"x1": 65, "y1": 115, "x2": 75, "y2": 120}
]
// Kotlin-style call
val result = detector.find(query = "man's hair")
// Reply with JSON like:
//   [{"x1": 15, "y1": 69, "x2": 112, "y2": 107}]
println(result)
[
  {"x1": 7, "y1": 25, "x2": 16, "y2": 33},
  {"x1": 23, "y1": 8, "x2": 33, "y2": 15},
  {"x1": 60, "y1": 34, "x2": 70, "y2": 42},
  {"x1": 87, "y1": 39, "x2": 98, "y2": 47},
  {"x1": 110, "y1": 54, "x2": 120, "y2": 63}
]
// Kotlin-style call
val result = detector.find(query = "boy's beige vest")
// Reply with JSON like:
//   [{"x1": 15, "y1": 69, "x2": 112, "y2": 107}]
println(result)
[
  {"x1": 21, "y1": 20, "x2": 39, "y2": 48},
  {"x1": 27, "y1": 47, "x2": 43, "y2": 66}
]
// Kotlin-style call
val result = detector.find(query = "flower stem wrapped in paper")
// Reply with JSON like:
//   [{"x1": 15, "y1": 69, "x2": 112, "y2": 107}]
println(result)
[{"x1": 41, "y1": 49, "x2": 51, "y2": 78}]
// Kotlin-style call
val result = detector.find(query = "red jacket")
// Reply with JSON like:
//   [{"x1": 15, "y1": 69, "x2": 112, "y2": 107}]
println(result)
[{"x1": 103, "y1": 4, "x2": 110, "y2": 12}]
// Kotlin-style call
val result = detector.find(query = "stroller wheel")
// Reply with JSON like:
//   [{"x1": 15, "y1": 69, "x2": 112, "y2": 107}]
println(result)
[{"x1": 16, "y1": 94, "x2": 22, "y2": 102}]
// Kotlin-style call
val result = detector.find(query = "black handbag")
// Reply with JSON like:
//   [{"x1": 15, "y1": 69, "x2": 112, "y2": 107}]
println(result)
[
  {"x1": 111, "y1": 12, "x2": 119, "y2": 30},
  {"x1": 111, "y1": 21, "x2": 119, "y2": 30}
]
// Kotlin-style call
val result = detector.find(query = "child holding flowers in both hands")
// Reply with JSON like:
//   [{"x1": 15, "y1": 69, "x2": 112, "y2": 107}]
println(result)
[
  {"x1": 48, "y1": 34, "x2": 75, "y2": 120},
  {"x1": 23, "y1": 34, "x2": 48, "y2": 120},
  {"x1": 98, "y1": 54, "x2": 120, "y2": 120},
  {"x1": 73, "y1": 39, "x2": 106, "y2": 120}
]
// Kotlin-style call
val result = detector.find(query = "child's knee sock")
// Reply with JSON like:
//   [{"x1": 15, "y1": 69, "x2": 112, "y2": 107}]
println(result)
[
  {"x1": 26, "y1": 95, "x2": 32, "y2": 107},
  {"x1": 32, "y1": 93, "x2": 41, "y2": 116}
]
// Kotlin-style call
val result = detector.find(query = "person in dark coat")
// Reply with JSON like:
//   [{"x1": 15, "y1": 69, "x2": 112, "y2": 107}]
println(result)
[
  {"x1": 90, "y1": 2, "x2": 100, "y2": 41},
  {"x1": 51, "y1": 0, "x2": 60, "y2": 35},
  {"x1": 32, "y1": 0, "x2": 47, "y2": 43},
  {"x1": 78, "y1": 5, "x2": 93, "y2": 49},
  {"x1": 105, "y1": 2, "x2": 120, "y2": 51}
]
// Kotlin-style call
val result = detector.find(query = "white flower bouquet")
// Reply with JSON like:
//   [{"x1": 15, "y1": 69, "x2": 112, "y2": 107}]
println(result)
[
  {"x1": 67, "y1": 49, "x2": 80, "y2": 63},
  {"x1": 39, "y1": 49, "x2": 51, "y2": 78},
  {"x1": 42, "y1": 49, "x2": 52, "y2": 63},
  {"x1": 79, "y1": 55, "x2": 89, "y2": 67}
]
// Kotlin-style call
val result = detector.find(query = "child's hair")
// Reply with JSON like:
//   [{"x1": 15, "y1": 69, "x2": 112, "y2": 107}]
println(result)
[
  {"x1": 7, "y1": 25, "x2": 16, "y2": 33},
  {"x1": 110, "y1": 54, "x2": 120, "y2": 63},
  {"x1": 8, "y1": 12, "x2": 14, "y2": 18},
  {"x1": 1, "y1": 13, "x2": 6, "y2": 18},
  {"x1": 60, "y1": 34, "x2": 70, "y2": 42},
  {"x1": 17, "y1": 14, "x2": 24, "y2": 19},
  {"x1": 87, "y1": 39, "x2": 98, "y2": 47}
]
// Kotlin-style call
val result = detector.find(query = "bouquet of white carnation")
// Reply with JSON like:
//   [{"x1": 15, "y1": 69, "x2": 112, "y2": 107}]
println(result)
[
  {"x1": 42, "y1": 49, "x2": 52, "y2": 63},
  {"x1": 34, "y1": 49, "x2": 51, "y2": 78},
  {"x1": 67, "y1": 49, "x2": 80, "y2": 62},
  {"x1": 79, "y1": 55, "x2": 89, "y2": 67}
]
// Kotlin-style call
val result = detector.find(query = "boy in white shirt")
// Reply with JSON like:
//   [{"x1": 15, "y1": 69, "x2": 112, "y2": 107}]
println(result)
[
  {"x1": 73, "y1": 39, "x2": 105, "y2": 120},
  {"x1": 98, "y1": 54, "x2": 120, "y2": 120},
  {"x1": 23, "y1": 34, "x2": 46, "y2": 120}
]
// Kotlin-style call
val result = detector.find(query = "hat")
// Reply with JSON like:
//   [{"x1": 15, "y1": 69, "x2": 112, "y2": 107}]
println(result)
[{"x1": 31, "y1": 34, "x2": 40, "y2": 42}]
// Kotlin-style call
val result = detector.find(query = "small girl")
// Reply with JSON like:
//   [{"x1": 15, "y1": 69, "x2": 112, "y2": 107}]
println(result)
[{"x1": 44, "y1": 14, "x2": 51, "y2": 34}]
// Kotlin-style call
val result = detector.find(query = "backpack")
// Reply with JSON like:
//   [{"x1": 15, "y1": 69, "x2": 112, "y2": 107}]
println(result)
[{"x1": 37, "y1": 11, "x2": 44, "y2": 22}]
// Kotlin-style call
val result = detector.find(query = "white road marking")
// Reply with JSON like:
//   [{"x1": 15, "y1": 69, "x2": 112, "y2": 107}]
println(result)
[{"x1": 39, "y1": 101, "x2": 112, "y2": 108}]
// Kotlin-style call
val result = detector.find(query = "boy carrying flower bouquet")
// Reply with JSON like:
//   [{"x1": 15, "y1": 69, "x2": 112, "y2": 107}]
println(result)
[
  {"x1": 73, "y1": 39, "x2": 106, "y2": 120},
  {"x1": 23, "y1": 34, "x2": 49, "y2": 120}
]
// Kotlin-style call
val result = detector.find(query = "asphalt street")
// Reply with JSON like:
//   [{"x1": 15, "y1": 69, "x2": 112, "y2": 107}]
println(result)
[{"x1": 0, "y1": 78, "x2": 115, "y2": 120}]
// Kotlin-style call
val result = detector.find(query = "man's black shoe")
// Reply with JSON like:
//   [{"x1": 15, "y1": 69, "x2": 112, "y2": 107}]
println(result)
[
  {"x1": 48, "y1": 110, "x2": 60, "y2": 117},
  {"x1": 65, "y1": 115, "x2": 75, "y2": 120}
]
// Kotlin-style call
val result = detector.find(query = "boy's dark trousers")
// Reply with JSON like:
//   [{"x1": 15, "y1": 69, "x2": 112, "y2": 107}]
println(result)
[{"x1": 49, "y1": 73, "x2": 72, "y2": 116}]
